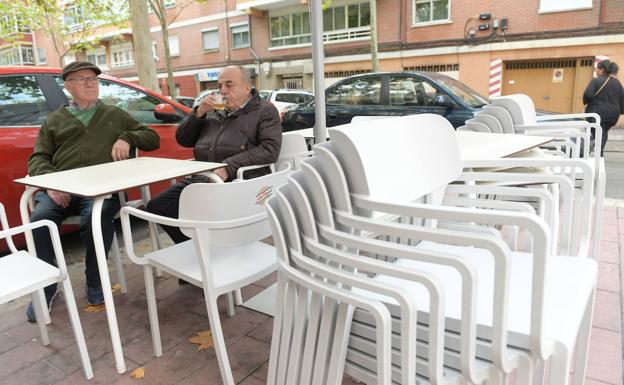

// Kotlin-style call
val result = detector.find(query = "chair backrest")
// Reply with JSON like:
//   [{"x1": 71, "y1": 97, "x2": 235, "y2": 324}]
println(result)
[
  {"x1": 278, "y1": 133, "x2": 312, "y2": 171},
  {"x1": 473, "y1": 112, "x2": 504, "y2": 133},
  {"x1": 461, "y1": 119, "x2": 492, "y2": 133},
  {"x1": 350, "y1": 115, "x2": 391, "y2": 123},
  {"x1": 481, "y1": 105, "x2": 516, "y2": 134},
  {"x1": 178, "y1": 166, "x2": 290, "y2": 246},
  {"x1": 265, "y1": 191, "x2": 393, "y2": 385},
  {"x1": 327, "y1": 114, "x2": 462, "y2": 204},
  {"x1": 492, "y1": 94, "x2": 537, "y2": 125}
]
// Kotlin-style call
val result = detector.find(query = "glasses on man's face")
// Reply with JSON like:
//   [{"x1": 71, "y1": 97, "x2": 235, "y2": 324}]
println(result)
[{"x1": 67, "y1": 76, "x2": 99, "y2": 85}]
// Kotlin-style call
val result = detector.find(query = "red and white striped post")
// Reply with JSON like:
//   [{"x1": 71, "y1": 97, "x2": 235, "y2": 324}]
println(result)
[
  {"x1": 489, "y1": 58, "x2": 503, "y2": 99},
  {"x1": 594, "y1": 55, "x2": 609, "y2": 77}
]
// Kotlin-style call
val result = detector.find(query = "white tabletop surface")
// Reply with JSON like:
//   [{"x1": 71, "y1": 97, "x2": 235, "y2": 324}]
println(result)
[
  {"x1": 289, "y1": 128, "x2": 552, "y2": 161},
  {"x1": 455, "y1": 131, "x2": 552, "y2": 161},
  {"x1": 15, "y1": 157, "x2": 226, "y2": 197}
]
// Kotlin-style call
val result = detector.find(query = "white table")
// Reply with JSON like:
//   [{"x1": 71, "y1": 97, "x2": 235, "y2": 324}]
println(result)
[
  {"x1": 288, "y1": 128, "x2": 553, "y2": 162},
  {"x1": 15, "y1": 157, "x2": 226, "y2": 374},
  {"x1": 455, "y1": 131, "x2": 553, "y2": 162}
]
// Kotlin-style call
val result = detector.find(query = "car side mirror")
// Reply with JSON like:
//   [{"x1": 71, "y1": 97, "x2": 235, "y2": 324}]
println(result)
[
  {"x1": 434, "y1": 94, "x2": 455, "y2": 108},
  {"x1": 154, "y1": 103, "x2": 181, "y2": 122}
]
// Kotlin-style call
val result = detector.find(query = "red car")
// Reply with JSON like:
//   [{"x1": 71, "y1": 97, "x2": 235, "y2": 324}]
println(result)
[{"x1": 0, "y1": 66, "x2": 193, "y2": 249}]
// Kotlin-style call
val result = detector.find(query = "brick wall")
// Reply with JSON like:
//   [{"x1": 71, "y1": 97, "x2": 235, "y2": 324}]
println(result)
[{"x1": 405, "y1": 0, "x2": 602, "y2": 44}]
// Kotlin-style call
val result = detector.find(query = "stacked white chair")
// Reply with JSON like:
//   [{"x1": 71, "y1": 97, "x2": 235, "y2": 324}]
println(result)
[
  {"x1": 280, "y1": 114, "x2": 598, "y2": 385},
  {"x1": 0, "y1": 202, "x2": 93, "y2": 379},
  {"x1": 488, "y1": 94, "x2": 605, "y2": 259},
  {"x1": 120, "y1": 167, "x2": 291, "y2": 385}
]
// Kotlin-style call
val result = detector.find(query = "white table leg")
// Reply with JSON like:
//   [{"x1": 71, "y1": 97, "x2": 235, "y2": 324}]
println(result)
[{"x1": 92, "y1": 196, "x2": 126, "y2": 374}]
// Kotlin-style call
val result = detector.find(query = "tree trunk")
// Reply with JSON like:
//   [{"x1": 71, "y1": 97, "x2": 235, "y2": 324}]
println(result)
[
  {"x1": 370, "y1": 0, "x2": 379, "y2": 72},
  {"x1": 128, "y1": 0, "x2": 159, "y2": 92},
  {"x1": 160, "y1": 16, "x2": 176, "y2": 99}
]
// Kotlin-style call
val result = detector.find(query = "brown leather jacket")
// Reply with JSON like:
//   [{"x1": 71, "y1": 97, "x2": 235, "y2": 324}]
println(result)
[{"x1": 176, "y1": 90, "x2": 282, "y2": 180}]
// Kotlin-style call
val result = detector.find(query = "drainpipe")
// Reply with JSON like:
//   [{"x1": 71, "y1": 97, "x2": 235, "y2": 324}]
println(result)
[{"x1": 247, "y1": 14, "x2": 262, "y2": 90}]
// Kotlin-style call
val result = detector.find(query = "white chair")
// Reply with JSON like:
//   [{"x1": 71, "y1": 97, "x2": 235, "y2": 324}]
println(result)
[
  {"x1": 120, "y1": 167, "x2": 290, "y2": 385},
  {"x1": 265, "y1": 192, "x2": 398, "y2": 385},
  {"x1": 491, "y1": 94, "x2": 605, "y2": 259},
  {"x1": 313, "y1": 114, "x2": 597, "y2": 385},
  {"x1": 0, "y1": 202, "x2": 93, "y2": 379}
]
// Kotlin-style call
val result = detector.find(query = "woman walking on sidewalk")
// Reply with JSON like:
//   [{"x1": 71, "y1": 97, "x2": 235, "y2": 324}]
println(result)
[{"x1": 583, "y1": 60, "x2": 624, "y2": 155}]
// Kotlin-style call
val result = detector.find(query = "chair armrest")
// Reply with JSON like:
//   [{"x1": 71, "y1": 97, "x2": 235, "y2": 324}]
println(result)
[
  {"x1": 197, "y1": 171, "x2": 225, "y2": 183},
  {"x1": 0, "y1": 219, "x2": 69, "y2": 276},
  {"x1": 236, "y1": 163, "x2": 275, "y2": 180}
]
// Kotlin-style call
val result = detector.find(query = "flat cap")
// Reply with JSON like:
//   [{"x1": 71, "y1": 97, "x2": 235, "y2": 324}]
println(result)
[{"x1": 61, "y1": 61, "x2": 102, "y2": 80}]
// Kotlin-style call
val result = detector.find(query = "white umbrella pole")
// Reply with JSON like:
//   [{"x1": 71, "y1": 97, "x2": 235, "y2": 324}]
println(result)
[{"x1": 310, "y1": 0, "x2": 326, "y2": 144}]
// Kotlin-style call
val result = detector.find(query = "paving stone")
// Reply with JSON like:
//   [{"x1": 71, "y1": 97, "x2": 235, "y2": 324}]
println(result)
[
  {"x1": 598, "y1": 240, "x2": 620, "y2": 264},
  {"x1": 0, "y1": 359, "x2": 66, "y2": 385},
  {"x1": 592, "y1": 290, "x2": 622, "y2": 332},
  {"x1": 247, "y1": 317, "x2": 275, "y2": 344},
  {"x1": 0, "y1": 331, "x2": 19, "y2": 355},
  {"x1": 55, "y1": 352, "x2": 141, "y2": 385},
  {"x1": 0, "y1": 339, "x2": 56, "y2": 377},
  {"x1": 176, "y1": 335, "x2": 269, "y2": 385},
  {"x1": 597, "y1": 261, "x2": 621, "y2": 293},
  {"x1": 133, "y1": 338, "x2": 219, "y2": 385},
  {"x1": 600, "y1": 224, "x2": 619, "y2": 243},
  {"x1": 586, "y1": 328, "x2": 622, "y2": 384}
]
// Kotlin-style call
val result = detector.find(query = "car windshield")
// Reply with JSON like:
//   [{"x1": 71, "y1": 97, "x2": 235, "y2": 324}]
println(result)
[{"x1": 432, "y1": 75, "x2": 489, "y2": 108}]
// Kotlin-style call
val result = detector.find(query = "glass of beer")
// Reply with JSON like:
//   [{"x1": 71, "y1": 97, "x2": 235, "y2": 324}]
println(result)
[{"x1": 213, "y1": 92, "x2": 226, "y2": 110}]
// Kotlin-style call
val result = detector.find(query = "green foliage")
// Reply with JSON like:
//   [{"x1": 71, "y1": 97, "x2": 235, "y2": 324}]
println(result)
[{"x1": 0, "y1": 0, "x2": 129, "y2": 63}]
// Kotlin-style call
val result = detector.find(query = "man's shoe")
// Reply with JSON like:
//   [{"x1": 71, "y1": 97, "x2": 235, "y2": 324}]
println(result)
[
  {"x1": 86, "y1": 285, "x2": 104, "y2": 306},
  {"x1": 26, "y1": 285, "x2": 59, "y2": 323}
]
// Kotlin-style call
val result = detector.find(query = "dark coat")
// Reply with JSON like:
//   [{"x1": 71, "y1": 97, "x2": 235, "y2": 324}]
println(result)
[
  {"x1": 583, "y1": 75, "x2": 624, "y2": 126},
  {"x1": 176, "y1": 90, "x2": 282, "y2": 180}
]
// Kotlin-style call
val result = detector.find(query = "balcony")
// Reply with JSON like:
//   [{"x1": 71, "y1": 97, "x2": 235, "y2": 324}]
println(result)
[{"x1": 236, "y1": 0, "x2": 306, "y2": 12}]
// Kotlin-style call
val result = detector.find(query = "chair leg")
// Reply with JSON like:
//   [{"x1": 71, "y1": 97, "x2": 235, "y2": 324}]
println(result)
[
  {"x1": 532, "y1": 359, "x2": 546, "y2": 385},
  {"x1": 226, "y1": 292, "x2": 235, "y2": 317},
  {"x1": 234, "y1": 289, "x2": 243, "y2": 306},
  {"x1": 111, "y1": 232, "x2": 128, "y2": 294},
  {"x1": 35, "y1": 288, "x2": 52, "y2": 325},
  {"x1": 571, "y1": 291, "x2": 596, "y2": 385},
  {"x1": 61, "y1": 279, "x2": 94, "y2": 379},
  {"x1": 549, "y1": 345, "x2": 573, "y2": 385},
  {"x1": 144, "y1": 265, "x2": 162, "y2": 357},
  {"x1": 592, "y1": 170, "x2": 605, "y2": 259},
  {"x1": 31, "y1": 291, "x2": 49, "y2": 345},
  {"x1": 204, "y1": 289, "x2": 235, "y2": 385},
  {"x1": 514, "y1": 354, "x2": 534, "y2": 385}
]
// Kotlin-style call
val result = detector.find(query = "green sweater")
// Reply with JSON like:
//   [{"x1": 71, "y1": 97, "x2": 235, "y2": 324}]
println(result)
[{"x1": 28, "y1": 102, "x2": 160, "y2": 176}]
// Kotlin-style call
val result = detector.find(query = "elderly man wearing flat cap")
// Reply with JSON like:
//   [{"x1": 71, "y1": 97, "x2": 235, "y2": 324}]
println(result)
[{"x1": 25, "y1": 61, "x2": 160, "y2": 322}]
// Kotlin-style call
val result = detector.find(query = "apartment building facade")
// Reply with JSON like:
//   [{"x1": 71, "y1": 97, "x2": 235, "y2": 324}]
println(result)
[{"x1": 2, "y1": 0, "x2": 623, "y2": 114}]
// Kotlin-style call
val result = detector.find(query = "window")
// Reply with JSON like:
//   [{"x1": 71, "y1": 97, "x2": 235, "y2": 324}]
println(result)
[
  {"x1": 168, "y1": 35, "x2": 180, "y2": 56},
  {"x1": 202, "y1": 29, "x2": 219, "y2": 51},
  {"x1": 86, "y1": 48, "x2": 107, "y2": 68},
  {"x1": 148, "y1": 0, "x2": 176, "y2": 13},
  {"x1": 63, "y1": 3, "x2": 92, "y2": 31},
  {"x1": 413, "y1": 0, "x2": 450, "y2": 24},
  {"x1": 0, "y1": 14, "x2": 31, "y2": 36},
  {"x1": 389, "y1": 75, "x2": 438, "y2": 106},
  {"x1": 326, "y1": 76, "x2": 382, "y2": 106},
  {"x1": 270, "y1": 3, "x2": 370, "y2": 48},
  {"x1": 111, "y1": 42, "x2": 134, "y2": 67},
  {"x1": 37, "y1": 48, "x2": 47, "y2": 64},
  {"x1": 152, "y1": 42, "x2": 158, "y2": 60},
  {"x1": 231, "y1": 24, "x2": 249, "y2": 48},
  {"x1": 0, "y1": 75, "x2": 51, "y2": 126},
  {"x1": 0, "y1": 45, "x2": 35, "y2": 66},
  {"x1": 539, "y1": 0, "x2": 591, "y2": 13}
]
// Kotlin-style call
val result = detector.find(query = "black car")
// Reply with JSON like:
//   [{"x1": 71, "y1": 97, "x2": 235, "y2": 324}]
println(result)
[{"x1": 281, "y1": 72, "x2": 489, "y2": 131}]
